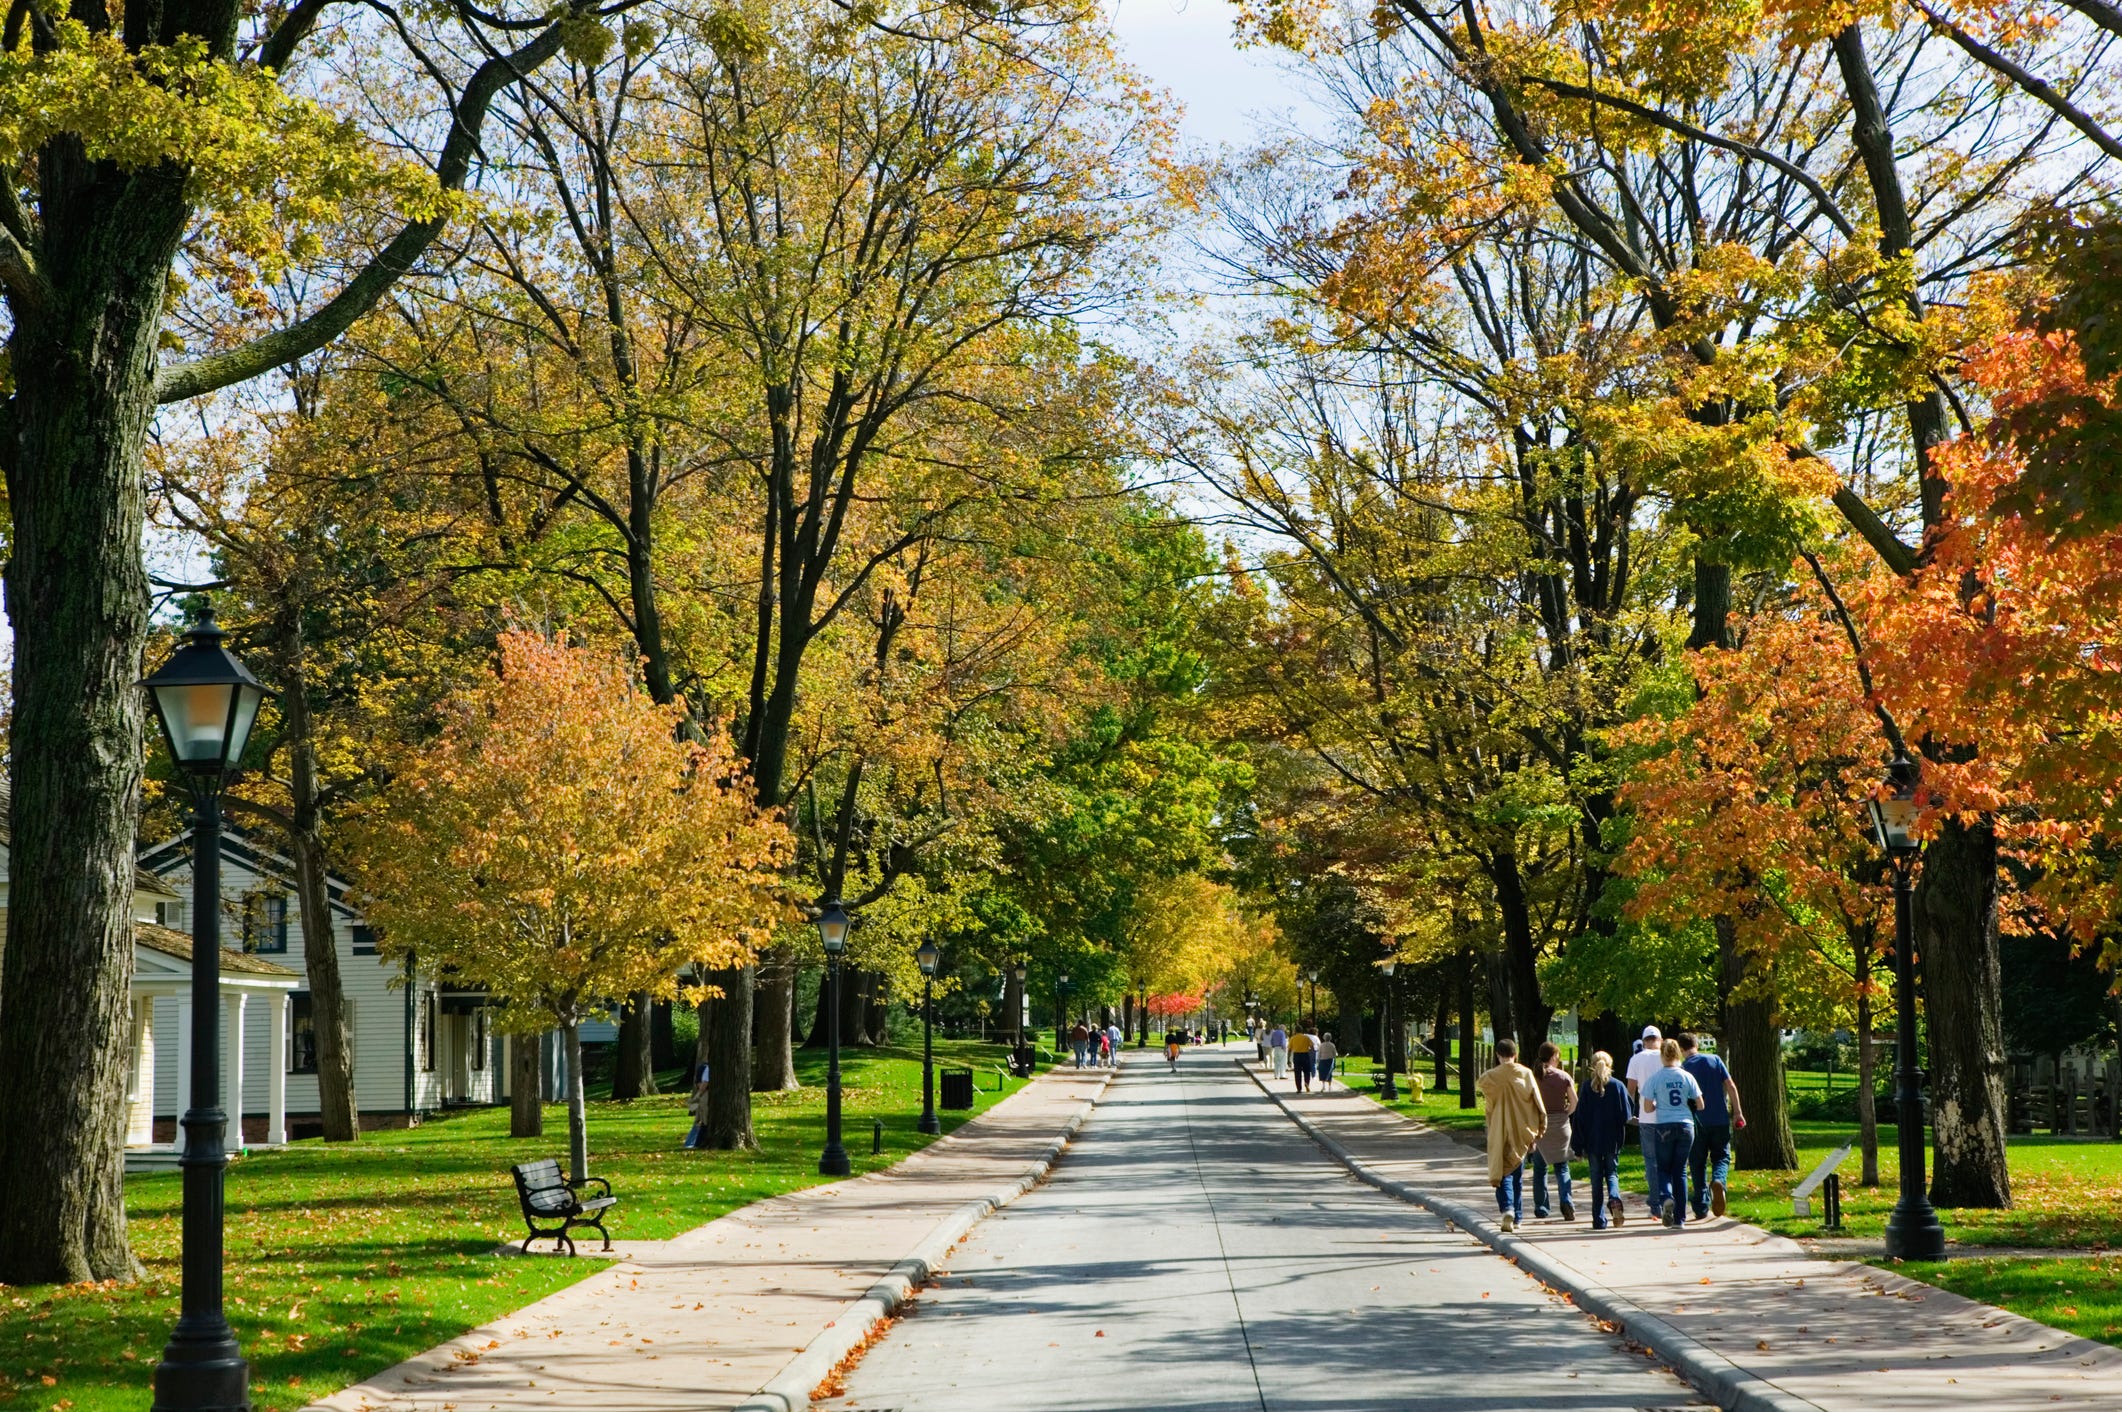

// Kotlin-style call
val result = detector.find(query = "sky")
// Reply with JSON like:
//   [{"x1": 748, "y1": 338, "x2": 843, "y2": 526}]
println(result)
[{"x1": 1106, "y1": 0, "x2": 1328, "y2": 157}]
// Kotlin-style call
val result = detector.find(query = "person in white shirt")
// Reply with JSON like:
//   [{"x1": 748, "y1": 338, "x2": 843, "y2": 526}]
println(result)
[
  {"x1": 1106, "y1": 1021, "x2": 1124, "y2": 1065},
  {"x1": 1314, "y1": 1031, "x2": 1339, "y2": 1089},
  {"x1": 1624, "y1": 1026, "x2": 1666, "y2": 1208}
]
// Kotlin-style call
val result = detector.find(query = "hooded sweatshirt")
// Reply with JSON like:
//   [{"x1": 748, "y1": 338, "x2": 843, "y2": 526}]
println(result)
[{"x1": 1476, "y1": 1060, "x2": 1548, "y2": 1186}]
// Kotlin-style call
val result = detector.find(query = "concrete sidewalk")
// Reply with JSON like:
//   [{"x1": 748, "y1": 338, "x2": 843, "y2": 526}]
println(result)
[
  {"x1": 1243, "y1": 1058, "x2": 2122, "y2": 1412},
  {"x1": 310, "y1": 1067, "x2": 1112, "y2": 1412}
]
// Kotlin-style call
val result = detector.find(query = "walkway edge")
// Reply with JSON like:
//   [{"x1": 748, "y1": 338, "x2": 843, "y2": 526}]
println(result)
[
  {"x1": 734, "y1": 1067, "x2": 1115, "y2": 1412},
  {"x1": 1238, "y1": 1060, "x2": 1827, "y2": 1412}
]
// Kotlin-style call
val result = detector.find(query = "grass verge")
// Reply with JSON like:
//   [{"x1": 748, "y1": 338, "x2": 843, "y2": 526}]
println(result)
[{"x1": 1, "y1": 1039, "x2": 1025, "y2": 1412}]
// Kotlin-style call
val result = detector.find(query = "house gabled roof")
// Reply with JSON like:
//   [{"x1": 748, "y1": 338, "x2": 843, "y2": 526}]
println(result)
[
  {"x1": 139, "y1": 825, "x2": 362, "y2": 922},
  {"x1": 135, "y1": 922, "x2": 301, "y2": 979},
  {"x1": 0, "y1": 783, "x2": 180, "y2": 900}
]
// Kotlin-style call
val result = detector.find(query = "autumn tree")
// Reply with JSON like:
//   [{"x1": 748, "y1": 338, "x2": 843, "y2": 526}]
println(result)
[{"x1": 346, "y1": 630, "x2": 789, "y2": 1180}]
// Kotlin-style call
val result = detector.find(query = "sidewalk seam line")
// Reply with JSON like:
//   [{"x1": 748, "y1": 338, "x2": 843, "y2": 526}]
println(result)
[{"x1": 1236, "y1": 1059, "x2": 1828, "y2": 1412}]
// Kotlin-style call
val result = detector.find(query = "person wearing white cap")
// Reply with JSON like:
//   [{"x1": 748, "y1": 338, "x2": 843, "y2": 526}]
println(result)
[{"x1": 1624, "y1": 1026, "x2": 1666, "y2": 1209}]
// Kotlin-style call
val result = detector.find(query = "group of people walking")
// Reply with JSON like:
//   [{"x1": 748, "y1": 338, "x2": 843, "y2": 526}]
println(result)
[
  {"x1": 1250, "y1": 1017, "x2": 1339, "y2": 1092},
  {"x1": 1480, "y1": 1028, "x2": 1745, "y2": 1233},
  {"x1": 1068, "y1": 1018, "x2": 1126, "y2": 1068}
]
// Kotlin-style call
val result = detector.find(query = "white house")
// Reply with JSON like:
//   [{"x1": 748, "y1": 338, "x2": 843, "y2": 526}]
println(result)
[{"x1": 139, "y1": 825, "x2": 511, "y2": 1134}]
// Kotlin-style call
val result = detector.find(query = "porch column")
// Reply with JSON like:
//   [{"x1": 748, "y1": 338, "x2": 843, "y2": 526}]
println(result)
[
  {"x1": 174, "y1": 998, "x2": 193, "y2": 1140},
  {"x1": 224, "y1": 992, "x2": 248, "y2": 1151},
  {"x1": 267, "y1": 992, "x2": 288, "y2": 1145}
]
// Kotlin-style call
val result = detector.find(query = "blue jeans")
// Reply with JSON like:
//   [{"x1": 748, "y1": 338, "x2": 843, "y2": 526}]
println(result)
[
  {"x1": 1586, "y1": 1151, "x2": 1619, "y2": 1226},
  {"x1": 1072, "y1": 1041, "x2": 1088, "y2": 1068},
  {"x1": 1689, "y1": 1123, "x2": 1732, "y2": 1216},
  {"x1": 1495, "y1": 1164, "x2": 1523, "y2": 1221},
  {"x1": 1650, "y1": 1124, "x2": 1694, "y2": 1222},
  {"x1": 1531, "y1": 1149, "x2": 1572, "y2": 1216},
  {"x1": 1638, "y1": 1125, "x2": 1657, "y2": 1201}
]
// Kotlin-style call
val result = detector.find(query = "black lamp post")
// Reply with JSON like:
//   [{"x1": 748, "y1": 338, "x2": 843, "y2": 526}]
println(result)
[
  {"x1": 1055, "y1": 971, "x2": 1070, "y2": 1052},
  {"x1": 916, "y1": 939, "x2": 941, "y2": 1135},
  {"x1": 1868, "y1": 754, "x2": 1948, "y2": 1262},
  {"x1": 1377, "y1": 957, "x2": 1399, "y2": 1100},
  {"x1": 1009, "y1": 960, "x2": 1027, "y2": 1051},
  {"x1": 816, "y1": 900, "x2": 853, "y2": 1177},
  {"x1": 144, "y1": 607, "x2": 267, "y2": 1412}
]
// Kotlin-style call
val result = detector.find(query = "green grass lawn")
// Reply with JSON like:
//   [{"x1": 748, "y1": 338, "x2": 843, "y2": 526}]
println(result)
[
  {"x1": 1329, "y1": 1053, "x2": 2122, "y2": 1346},
  {"x1": 0, "y1": 1039, "x2": 1025, "y2": 1412}
]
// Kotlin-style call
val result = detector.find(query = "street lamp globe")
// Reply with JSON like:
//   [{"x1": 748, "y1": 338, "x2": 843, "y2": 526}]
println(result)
[
  {"x1": 1379, "y1": 957, "x2": 1397, "y2": 977},
  {"x1": 815, "y1": 900, "x2": 851, "y2": 955},
  {"x1": 916, "y1": 939, "x2": 940, "y2": 977},
  {"x1": 1868, "y1": 754, "x2": 1923, "y2": 857},
  {"x1": 143, "y1": 608, "x2": 266, "y2": 779},
  {"x1": 1009, "y1": 960, "x2": 1027, "y2": 984}
]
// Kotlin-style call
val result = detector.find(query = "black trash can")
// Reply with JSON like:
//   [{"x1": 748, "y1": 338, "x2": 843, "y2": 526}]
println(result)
[{"x1": 940, "y1": 1067, "x2": 975, "y2": 1110}]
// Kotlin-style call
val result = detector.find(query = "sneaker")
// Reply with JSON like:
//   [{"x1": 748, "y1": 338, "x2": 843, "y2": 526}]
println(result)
[
  {"x1": 1711, "y1": 1180, "x2": 1727, "y2": 1218},
  {"x1": 1608, "y1": 1197, "x2": 1624, "y2": 1227},
  {"x1": 1661, "y1": 1199, "x2": 1678, "y2": 1227},
  {"x1": 1560, "y1": 1199, "x2": 1576, "y2": 1221},
  {"x1": 1534, "y1": 1209, "x2": 1550, "y2": 1220},
  {"x1": 1499, "y1": 1213, "x2": 1516, "y2": 1233},
  {"x1": 1592, "y1": 1220, "x2": 1609, "y2": 1231}
]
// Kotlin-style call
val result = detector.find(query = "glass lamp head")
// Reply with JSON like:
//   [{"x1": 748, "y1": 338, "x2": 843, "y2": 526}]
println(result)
[
  {"x1": 1379, "y1": 957, "x2": 1398, "y2": 977},
  {"x1": 815, "y1": 900, "x2": 851, "y2": 955},
  {"x1": 1868, "y1": 754, "x2": 1924, "y2": 857},
  {"x1": 142, "y1": 607, "x2": 267, "y2": 777},
  {"x1": 916, "y1": 939, "x2": 940, "y2": 977}
]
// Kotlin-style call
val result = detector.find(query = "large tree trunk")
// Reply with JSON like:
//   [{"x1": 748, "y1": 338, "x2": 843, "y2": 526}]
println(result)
[
  {"x1": 1489, "y1": 853, "x2": 1551, "y2": 1044},
  {"x1": 1855, "y1": 930, "x2": 1881, "y2": 1186},
  {"x1": 1458, "y1": 949, "x2": 1477, "y2": 1109},
  {"x1": 703, "y1": 963, "x2": 757, "y2": 1149},
  {"x1": 510, "y1": 1032, "x2": 544, "y2": 1138},
  {"x1": 1916, "y1": 816, "x2": 2013, "y2": 1207},
  {"x1": 803, "y1": 967, "x2": 833, "y2": 1047},
  {"x1": 1337, "y1": 990, "x2": 1365, "y2": 1058},
  {"x1": 863, "y1": 972, "x2": 889, "y2": 1048},
  {"x1": 612, "y1": 992, "x2": 654, "y2": 1099},
  {"x1": 844, "y1": 968, "x2": 874, "y2": 1048},
  {"x1": 651, "y1": 999, "x2": 675, "y2": 1072},
  {"x1": 752, "y1": 946, "x2": 800, "y2": 1091},
  {"x1": 1433, "y1": 986, "x2": 1451, "y2": 1092},
  {"x1": 280, "y1": 642, "x2": 359, "y2": 1141},
  {"x1": 1719, "y1": 919, "x2": 1798, "y2": 1170},
  {"x1": 1482, "y1": 948, "x2": 1516, "y2": 1047},
  {"x1": 0, "y1": 148, "x2": 190, "y2": 1285},
  {"x1": 562, "y1": 1023, "x2": 589, "y2": 1182}
]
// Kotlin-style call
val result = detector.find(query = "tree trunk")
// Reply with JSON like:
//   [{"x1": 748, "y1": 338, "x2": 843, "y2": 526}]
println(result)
[
  {"x1": 703, "y1": 963, "x2": 758, "y2": 1149},
  {"x1": 511, "y1": 1032, "x2": 544, "y2": 1138},
  {"x1": 804, "y1": 967, "x2": 833, "y2": 1047},
  {"x1": 1718, "y1": 919, "x2": 1798, "y2": 1169},
  {"x1": 1855, "y1": 931, "x2": 1881, "y2": 1187},
  {"x1": 844, "y1": 968, "x2": 874, "y2": 1048},
  {"x1": 1458, "y1": 950, "x2": 1477, "y2": 1110},
  {"x1": 1489, "y1": 852, "x2": 1552, "y2": 1044},
  {"x1": 752, "y1": 946, "x2": 800, "y2": 1091},
  {"x1": 1433, "y1": 986, "x2": 1451, "y2": 1093},
  {"x1": 563, "y1": 1023, "x2": 589, "y2": 1182},
  {"x1": 651, "y1": 999, "x2": 675, "y2": 1072},
  {"x1": 276, "y1": 643, "x2": 362, "y2": 1142},
  {"x1": 863, "y1": 973, "x2": 889, "y2": 1048},
  {"x1": 0, "y1": 150, "x2": 190, "y2": 1284},
  {"x1": 1915, "y1": 815, "x2": 2013, "y2": 1207},
  {"x1": 1337, "y1": 990, "x2": 1365, "y2": 1058},
  {"x1": 1482, "y1": 949, "x2": 1516, "y2": 1047},
  {"x1": 612, "y1": 992, "x2": 654, "y2": 1099}
]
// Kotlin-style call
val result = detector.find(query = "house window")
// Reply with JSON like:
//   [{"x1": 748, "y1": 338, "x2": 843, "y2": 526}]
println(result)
[
  {"x1": 288, "y1": 993, "x2": 319, "y2": 1074},
  {"x1": 350, "y1": 924, "x2": 377, "y2": 955},
  {"x1": 243, "y1": 893, "x2": 290, "y2": 954},
  {"x1": 155, "y1": 899, "x2": 187, "y2": 930},
  {"x1": 419, "y1": 993, "x2": 437, "y2": 1072},
  {"x1": 471, "y1": 1009, "x2": 488, "y2": 1070}
]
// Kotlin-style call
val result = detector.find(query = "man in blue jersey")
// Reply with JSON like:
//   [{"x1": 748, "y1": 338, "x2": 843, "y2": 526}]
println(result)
[{"x1": 1677, "y1": 1032, "x2": 1747, "y2": 1219}]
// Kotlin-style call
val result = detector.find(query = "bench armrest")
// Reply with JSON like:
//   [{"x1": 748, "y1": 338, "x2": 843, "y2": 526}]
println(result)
[{"x1": 570, "y1": 1175, "x2": 614, "y2": 1198}]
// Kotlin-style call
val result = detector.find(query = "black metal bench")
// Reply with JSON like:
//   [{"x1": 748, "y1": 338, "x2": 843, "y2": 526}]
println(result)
[{"x1": 510, "y1": 1158, "x2": 616, "y2": 1256}]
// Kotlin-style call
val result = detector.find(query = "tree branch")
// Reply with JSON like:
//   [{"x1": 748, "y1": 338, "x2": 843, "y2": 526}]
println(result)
[
  {"x1": 155, "y1": 15, "x2": 574, "y2": 404},
  {"x1": 1907, "y1": 0, "x2": 2122, "y2": 164},
  {"x1": 1828, "y1": 480, "x2": 1920, "y2": 575}
]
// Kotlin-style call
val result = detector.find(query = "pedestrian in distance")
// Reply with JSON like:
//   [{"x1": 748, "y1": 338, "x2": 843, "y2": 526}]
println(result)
[
  {"x1": 1571, "y1": 1051, "x2": 1632, "y2": 1229},
  {"x1": 1476, "y1": 1038, "x2": 1546, "y2": 1234},
  {"x1": 1677, "y1": 1033, "x2": 1746, "y2": 1219},
  {"x1": 1315, "y1": 1030, "x2": 1338, "y2": 1089},
  {"x1": 1165, "y1": 1028, "x2": 1183, "y2": 1071},
  {"x1": 1098, "y1": 1027, "x2": 1113, "y2": 1066},
  {"x1": 1070, "y1": 1019, "x2": 1090, "y2": 1070},
  {"x1": 682, "y1": 1063, "x2": 712, "y2": 1149},
  {"x1": 1530, "y1": 1041, "x2": 1577, "y2": 1220},
  {"x1": 1267, "y1": 1020, "x2": 1289, "y2": 1079},
  {"x1": 1640, "y1": 1037, "x2": 1705, "y2": 1227},
  {"x1": 1253, "y1": 1016, "x2": 1267, "y2": 1064},
  {"x1": 1108, "y1": 1019, "x2": 1125, "y2": 1064},
  {"x1": 1625, "y1": 1025, "x2": 1665, "y2": 1207}
]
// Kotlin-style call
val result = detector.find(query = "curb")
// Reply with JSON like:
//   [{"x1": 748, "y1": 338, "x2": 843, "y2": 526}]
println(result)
[
  {"x1": 1237, "y1": 1059, "x2": 1826, "y2": 1412},
  {"x1": 733, "y1": 1067, "x2": 1116, "y2": 1412}
]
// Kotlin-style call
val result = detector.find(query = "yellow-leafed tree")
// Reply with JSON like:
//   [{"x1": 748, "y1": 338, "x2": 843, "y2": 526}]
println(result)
[{"x1": 349, "y1": 631, "x2": 791, "y2": 1180}]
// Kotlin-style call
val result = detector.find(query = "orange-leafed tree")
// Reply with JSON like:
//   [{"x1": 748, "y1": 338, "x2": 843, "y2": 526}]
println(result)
[
  {"x1": 1617, "y1": 595, "x2": 1897, "y2": 1173},
  {"x1": 349, "y1": 630, "x2": 791, "y2": 1179}
]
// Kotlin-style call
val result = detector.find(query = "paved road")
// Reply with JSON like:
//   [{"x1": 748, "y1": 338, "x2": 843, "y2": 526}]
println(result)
[{"x1": 823, "y1": 1050, "x2": 1707, "y2": 1412}]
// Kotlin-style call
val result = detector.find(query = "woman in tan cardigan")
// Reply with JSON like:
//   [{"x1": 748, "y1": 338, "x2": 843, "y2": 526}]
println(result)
[{"x1": 1476, "y1": 1038, "x2": 1548, "y2": 1232}]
